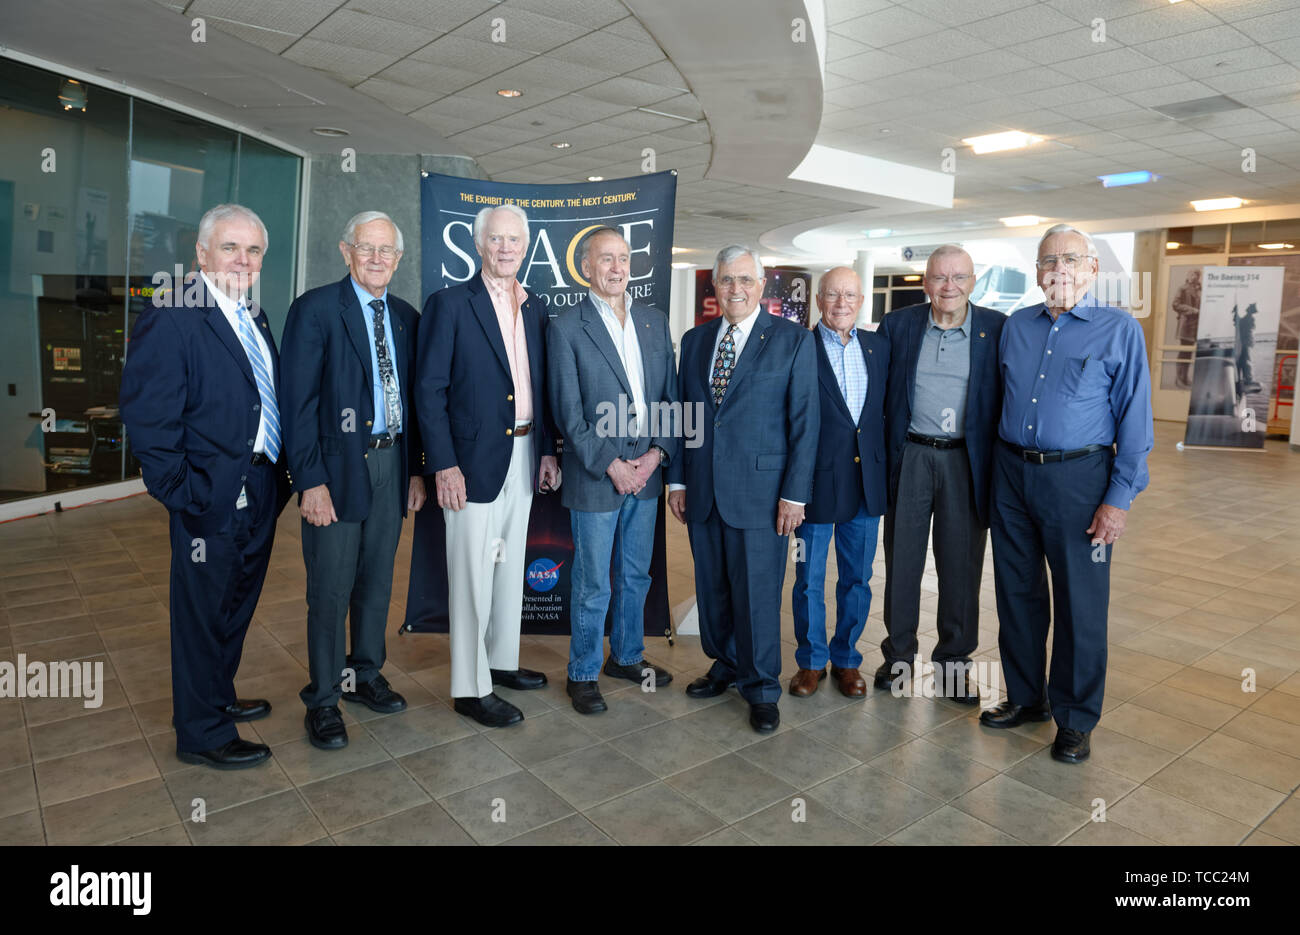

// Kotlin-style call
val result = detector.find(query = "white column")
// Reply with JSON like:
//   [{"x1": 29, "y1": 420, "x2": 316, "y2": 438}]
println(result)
[{"x1": 854, "y1": 249, "x2": 876, "y2": 327}]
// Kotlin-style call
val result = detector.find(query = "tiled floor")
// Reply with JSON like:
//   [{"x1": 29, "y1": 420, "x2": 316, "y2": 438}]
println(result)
[{"x1": 2, "y1": 421, "x2": 1299, "y2": 845}]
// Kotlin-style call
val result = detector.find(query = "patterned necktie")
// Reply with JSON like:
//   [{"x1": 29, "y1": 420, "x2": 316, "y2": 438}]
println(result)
[
  {"x1": 369, "y1": 299, "x2": 402, "y2": 435},
  {"x1": 711, "y1": 322, "x2": 739, "y2": 407},
  {"x1": 235, "y1": 301, "x2": 280, "y2": 462}
]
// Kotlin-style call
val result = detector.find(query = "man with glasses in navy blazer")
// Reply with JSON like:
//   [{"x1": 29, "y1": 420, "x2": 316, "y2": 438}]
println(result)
[
  {"x1": 668, "y1": 245, "x2": 819, "y2": 734},
  {"x1": 788, "y1": 267, "x2": 889, "y2": 701},
  {"x1": 121, "y1": 203, "x2": 291, "y2": 770},
  {"x1": 875, "y1": 245, "x2": 1004, "y2": 705},
  {"x1": 281, "y1": 211, "x2": 425, "y2": 751}
]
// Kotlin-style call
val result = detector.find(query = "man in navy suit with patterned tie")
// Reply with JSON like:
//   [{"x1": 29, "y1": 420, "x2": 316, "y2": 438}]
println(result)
[
  {"x1": 281, "y1": 211, "x2": 425, "y2": 751},
  {"x1": 121, "y1": 204, "x2": 290, "y2": 770},
  {"x1": 667, "y1": 245, "x2": 819, "y2": 734}
]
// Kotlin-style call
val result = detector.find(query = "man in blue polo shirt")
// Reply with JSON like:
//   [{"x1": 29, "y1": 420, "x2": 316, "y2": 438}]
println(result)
[{"x1": 981, "y1": 224, "x2": 1153, "y2": 765}]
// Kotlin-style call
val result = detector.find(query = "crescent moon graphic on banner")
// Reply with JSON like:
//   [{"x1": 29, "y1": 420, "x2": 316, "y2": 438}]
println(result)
[{"x1": 565, "y1": 224, "x2": 603, "y2": 288}]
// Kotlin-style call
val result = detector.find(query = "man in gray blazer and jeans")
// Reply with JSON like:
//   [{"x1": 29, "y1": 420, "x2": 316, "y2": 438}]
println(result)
[{"x1": 547, "y1": 228, "x2": 681, "y2": 714}]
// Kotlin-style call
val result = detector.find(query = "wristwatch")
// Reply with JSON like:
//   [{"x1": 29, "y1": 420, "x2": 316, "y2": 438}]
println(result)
[{"x1": 651, "y1": 444, "x2": 668, "y2": 465}]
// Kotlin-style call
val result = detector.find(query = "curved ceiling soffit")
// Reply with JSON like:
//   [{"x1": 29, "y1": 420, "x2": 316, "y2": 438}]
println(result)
[{"x1": 621, "y1": 0, "x2": 824, "y2": 189}]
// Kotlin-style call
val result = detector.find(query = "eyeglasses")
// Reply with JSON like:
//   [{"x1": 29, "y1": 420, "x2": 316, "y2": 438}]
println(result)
[
  {"x1": 350, "y1": 242, "x2": 400, "y2": 260},
  {"x1": 820, "y1": 291, "x2": 861, "y2": 303},
  {"x1": 1035, "y1": 253, "x2": 1095, "y2": 270},
  {"x1": 716, "y1": 275, "x2": 758, "y2": 288},
  {"x1": 925, "y1": 274, "x2": 972, "y2": 286}
]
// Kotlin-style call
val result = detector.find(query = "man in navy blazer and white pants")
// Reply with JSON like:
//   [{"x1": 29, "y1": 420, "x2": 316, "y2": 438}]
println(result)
[
  {"x1": 875, "y1": 245, "x2": 1005, "y2": 703},
  {"x1": 668, "y1": 245, "x2": 819, "y2": 734},
  {"x1": 547, "y1": 228, "x2": 681, "y2": 715},
  {"x1": 281, "y1": 211, "x2": 425, "y2": 750},
  {"x1": 788, "y1": 267, "x2": 889, "y2": 700},
  {"x1": 120, "y1": 204, "x2": 290, "y2": 770},
  {"x1": 416, "y1": 204, "x2": 561, "y2": 729}
]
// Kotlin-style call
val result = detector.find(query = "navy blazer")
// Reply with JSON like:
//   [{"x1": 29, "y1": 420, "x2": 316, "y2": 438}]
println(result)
[
  {"x1": 416, "y1": 274, "x2": 555, "y2": 503},
  {"x1": 280, "y1": 275, "x2": 422, "y2": 523},
  {"x1": 667, "y1": 311, "x2": 819, "y2": 530},
  {"x1": 547, "y1": 295, "x2": 680, "y2": 513},
  {"x1": 877, "y1": 302, "x2": 1005, "y2": 527},
  {"x1": 805, "y1": 327, "x2": 889, "y2": 524},
  {"x1": 120, "y1": 278, "x2": 291, "y2": 535}
]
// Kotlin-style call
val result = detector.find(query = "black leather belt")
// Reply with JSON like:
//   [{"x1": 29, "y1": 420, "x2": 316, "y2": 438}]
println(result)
[
  {"x1": 368, "y1": 434, "x2": 400, "y2": 449},
  {"x1": 907, "y1": 432, "x2": 965, "y2": 450},
  {"x1": 1001, "y1": 439, "x2": 1108, "y2": 464},
  {"x1": 250, "y1": 452, "x2": 274, "y2": 465}
]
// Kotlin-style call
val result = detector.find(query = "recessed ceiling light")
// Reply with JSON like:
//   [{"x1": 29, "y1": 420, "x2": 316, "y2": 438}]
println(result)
[
  {"x1": 1167, "y1": 241, "x2": 1180, "y2": 249},
  {"x1": 1191, "y1": 197, "x2": 1243, "y2": 211},
  {"x1": 1258, "y1": 242, "x2": 1294, "y2": 249},
  {"x1": 879, "y1": 128, "x2": 891, "y2": 134},
  {"x1": 902, "y1": 275, "x2": 922, "y2": 282},
  {"x1": 671, "y1": 247, "x2": 689, "y2": 254},
  {"x1": 962, "y1": 131, "x2": 1043, "y2": 154},
  {"x1": 671, "y1": 262, "x2": 693, "y2": 269},
  {"x1": 587, "y1": 175, "x2": 604, "y2": 181},
  {"x1": 312, "y1": 126, "x2": 350, "y2": 137},
  {"x1": 1099, "y1": 170, "x2": 1157, "y2": 187},
  {"x1": 551, "y1": 141, "x2": 571, "y2": 149},
  {"x1": 865, "y1": 228, "x2": 892, "y2": 238},
  {"x1": 497, "y1": 89, "x2": 523, "y2": 98},
  {"x1": 1000, "y1": 215, "x2": 1042, "y2": 227}
]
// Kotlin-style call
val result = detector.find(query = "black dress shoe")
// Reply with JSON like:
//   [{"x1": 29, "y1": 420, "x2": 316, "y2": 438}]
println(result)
[
  {"x1": 749, "y1": 702, "x2": 780, "y2": 733},
  {"x1": 874, "y1": 660, "x2": 909, "y2": 690},
  {"x1": 1052, "y1": 727, "x2": 1091, "y2": 763},
  {"x1": 222, "y1": 699, "x2": 271, "y2": 722},
  {"x1": 454, "y1": 692, "x2": 524, "y2": 728},
  {"x1": 979, "y1": 700, "x2": 1051, "y2": 729},
  {"x1": 177, "y1": 738, "x2": 271, "y2": 770},
  {"x1": 686, "y1": 674, "x2": 734, "y2": 698},
  {"x1": 490, "y1": 667, "x2": 548, "y2": 691},
  {"x1": 942, "y1": 668, "x2": 981, "y2": 706},
  {"x1": 305, "y1": 705, "x2": 348, "y2": 750},
  {"x1": 603, "y1": 657, "x2": 673, "y2": 687},
  {"x1": 566, "y1": 679, "x2": 608, "y2": 715},
  {"x1": 342, "y1": 674, "x2": 407, "y2": 714}
]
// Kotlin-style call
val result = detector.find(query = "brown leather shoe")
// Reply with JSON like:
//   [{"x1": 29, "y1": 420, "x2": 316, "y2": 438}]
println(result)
[
  {"x1": 831, "y1": 665, "x2": 867, "y2": 698},
  {"x1": 788, "y1": 667, "x2": 826, "y2": 697}
]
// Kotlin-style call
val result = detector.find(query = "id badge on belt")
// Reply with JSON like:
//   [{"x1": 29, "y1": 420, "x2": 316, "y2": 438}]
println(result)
[{"x1": 236, "y1": 485, "x2": 248, "y2": 510}]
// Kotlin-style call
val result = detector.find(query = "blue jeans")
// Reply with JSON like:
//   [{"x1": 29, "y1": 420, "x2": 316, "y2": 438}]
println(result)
[
  {"x1": 791, "y1": 501, "x2": 879, "y2": 670},
  {"x1": 568, "y1": 494, "x2": 657, "y2": 681}
]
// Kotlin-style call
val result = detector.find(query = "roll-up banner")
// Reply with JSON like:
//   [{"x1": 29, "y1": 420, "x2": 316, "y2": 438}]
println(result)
[
  {"x1": 1184, "y1": 266, "x2": 1283, "y2": 450},
  {"x1": 403, "y1": 171, "x2": 678, "y2": 637}
]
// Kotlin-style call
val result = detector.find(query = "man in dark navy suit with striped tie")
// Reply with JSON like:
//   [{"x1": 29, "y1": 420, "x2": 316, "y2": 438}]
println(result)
[{"x1": 121, "y1": 204, "x2": 290, "y2": 769}]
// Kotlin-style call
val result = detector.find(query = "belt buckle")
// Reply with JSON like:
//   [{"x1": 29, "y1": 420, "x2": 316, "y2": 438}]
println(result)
[{"x1": 1033, "y1": 450, "x2": 1045, "y2": 465}]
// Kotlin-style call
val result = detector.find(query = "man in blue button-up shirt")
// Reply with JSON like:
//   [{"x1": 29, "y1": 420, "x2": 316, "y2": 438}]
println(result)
[{"x1": 981, "y1": 224, "x2": 1153, "y2": 765}]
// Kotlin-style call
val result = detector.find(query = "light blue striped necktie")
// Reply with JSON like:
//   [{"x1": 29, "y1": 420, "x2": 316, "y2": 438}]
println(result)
[{"x1": 235, "y1": 301, "x2": 280, "y2": 462}]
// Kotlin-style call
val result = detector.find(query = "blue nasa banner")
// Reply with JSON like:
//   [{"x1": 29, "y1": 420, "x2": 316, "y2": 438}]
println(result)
[{"x1": 403, "y1": 171, "x2": 677, "y2": 637}]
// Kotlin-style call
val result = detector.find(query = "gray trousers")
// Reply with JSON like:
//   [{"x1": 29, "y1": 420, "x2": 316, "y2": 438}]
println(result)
[
  {"x1": 881, "y1": 441, "x2": 986, "y2": 666},
  {"x1": 300, "y1": 444, "x2": 402, "y2": 709}
]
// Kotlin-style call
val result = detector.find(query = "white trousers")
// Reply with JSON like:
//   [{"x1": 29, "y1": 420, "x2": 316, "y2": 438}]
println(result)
[{"x1": 445, "y1": 435, "x2": 534, "y2": 699}]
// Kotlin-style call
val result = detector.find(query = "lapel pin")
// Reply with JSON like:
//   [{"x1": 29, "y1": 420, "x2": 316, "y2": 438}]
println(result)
[{"x1": 980, "y1": 331, "x2": 985, "y2": 338}]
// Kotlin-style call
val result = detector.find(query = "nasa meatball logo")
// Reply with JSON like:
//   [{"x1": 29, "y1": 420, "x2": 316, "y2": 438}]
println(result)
[{"x1": 526, "y1": 558, "x2": 563, "y2": 593}]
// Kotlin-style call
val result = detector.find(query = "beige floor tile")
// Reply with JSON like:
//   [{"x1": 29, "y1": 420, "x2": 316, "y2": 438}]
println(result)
[
  {"x1": 610, "y1": 720, "x2": 728, "y2": 778},
  {"x1": 808, "y1": 765, "x2": 943, "y2": 836},
  {"x1": 1129, "y1": 682, "x2": 1241, "y2": 729},
  {"x1": 438, "y1": 771, "x2": 574, "y2": 845},
  {"x1": 35, "y1": 738, "x2": 160, "y2": 806},
  {"x1": 0, "y1": 809, "x2": 45, "y2": 845},
  {"x1": 1061, "y1": 820, "x2": 1159, "y2": 846},
  {"x1": 42, "y1": 778, "x2": 179, "y2": 845},
  {"x1": 953, "y1": 774, "x2": 1090, "y2": 845},
  {"x1": 867, "y1": 737, "x2": 998, "y2": 802},
  {"x1": 1246, "y1": 689, "x2": 1300, "y2": 726},
  {"x1": 398, "y1": 734, "x2": 521, "y2": 799},
  {"x1": 1256, "y1": 796, "x2": 1300, "y2": 845},
  {"x1": 297, "y1": 760, "x2": 431, "y2": 833},
  {"x1": 163, "y1": 757, "x2": 294, "y2": 817},
  {"x1": 333, "y1": 801, "x2": 475, "y2": 845},
  {"x1": 1108, "y1": 786, "x2": 1252, "y2": 846},
  {"x1": 271, "y1": 730, "x2": 390, "y2": 786},
  {"x1": 29, "y1": 706, "x2": 142, "y2": 762},
  {"x1": 1146, "y1": 756, "x2": 1285, "y2": 826},
  {"x1": 736, "y1": 796, "x2": 881, "y2": 845},
  {"x1": 1220, "y1": 710, "x2": 1300, "y2": 757},
  {"x1": 666, "y1": 753, "x2": 797, "y2": 823},
  {"x1": 1085, "y1": 727, "x2": 1178, "y2": 783},
  {"x1": 1102, "y1": 702, "x2": 1212, "y2": 754},
  {"x1": 530, "y1": 743, "x2": 657, "y2": 810},
  {"x1": 0, "y1": 764, "x2": 37, "y2": 819},
  {"x1": 889, "y1": 804, "x2": 1021, "y2": 846},
  {"x1": 1184, "y1": 732, "x2": 1300, "y2": 793},
  {"x1": 1006, "y1": 746, "x2": 1139, "y2": 813},
  {"x1": 923, "y1": 716, "x2": 1045, "y2": 770},
  {"x1": 363, "y1": 703, "x2": 477, "y2": 757},
  {"x1": 186, "y1": 789, "x2": 326, "y2": 845},
  {"x1": 585, "y1": 782, "x2": 724, "y2": 845}
]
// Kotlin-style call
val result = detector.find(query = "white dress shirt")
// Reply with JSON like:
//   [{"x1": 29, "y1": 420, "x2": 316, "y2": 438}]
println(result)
[
  {"x1": 202, "y1": 271, "x2": 274, "y2": 455},
  {"x1": 589, "y1": 289, "x2": 647, "y2": 433}
]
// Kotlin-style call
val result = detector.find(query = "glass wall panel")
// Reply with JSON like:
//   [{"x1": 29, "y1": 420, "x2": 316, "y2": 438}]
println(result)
[
  {"x1": 0, "y1": 58, "x2": 130, "y2": 499},
  {"x1": 0, "y1": 56, "x2": 301, "y2": 506}
]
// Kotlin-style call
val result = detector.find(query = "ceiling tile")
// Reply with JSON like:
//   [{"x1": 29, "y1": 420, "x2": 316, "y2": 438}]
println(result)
[
  {"x1": 1108, "y1": 3, "x2": 1222, "y2": 45},
  {"x1": 963, "y1": 4, "x2": 1080, "y2": 45},
  {"x1": 190, "y1": 0, "x2": 339, "y2": 34},
  {"x1": 1203, "y1": 64, "x2": 1300, "y2": 95},
  {"x1": 834, "y1": 6, "x2": 939, "y2": 47},
  {"x1": 450, "y1": 7, "x2": 581, "y2": 54},
  {"x1": 1235, "y1": 8, "x2": 1300, "y2": 43},
  {"x1": 344, "y1": 0, "x2": 497, "y2": 33},
  {"x1": 304, "y1": 8, "x2": 440, "y2": 56},
  {"x1": 549, "y1": 29, "x2": 665, "y2": 72},
  {"x1": 282, "y1": 39, "x2": 399, "y2": 81},
  {"x1": 576, "y1": 76, "x2": 680, "y2": 108},
  {"x1": 505, "y1": 0, "x2": 629, "y2": 29},
  {"x1": 1134, "y1": 26, "x2": 1257, "y2": 64}
]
